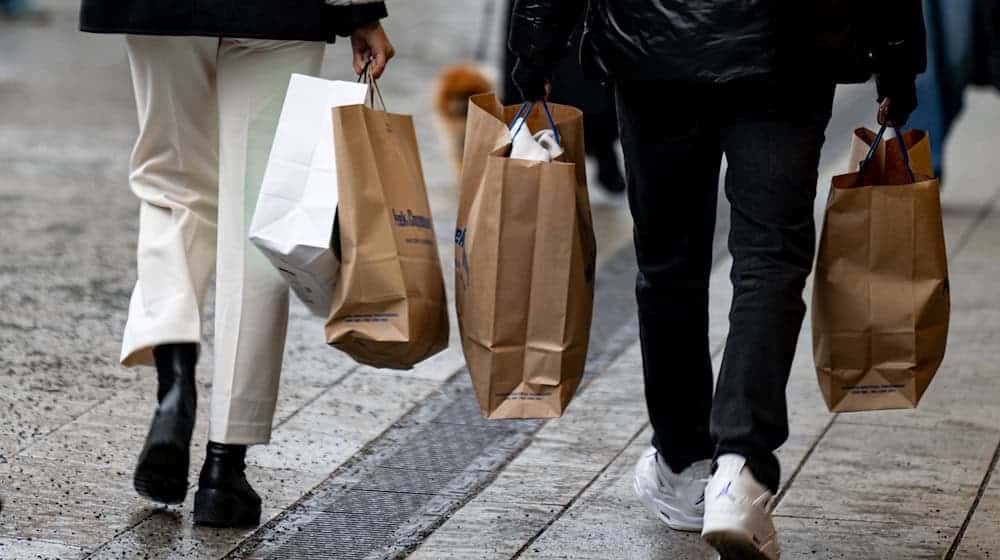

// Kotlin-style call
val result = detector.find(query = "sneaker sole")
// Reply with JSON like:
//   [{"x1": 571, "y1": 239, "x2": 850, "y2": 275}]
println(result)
[
  {"x1": 703, "y1": 530, "x2": 772, "y2": 560},
  {"x1": 133, "y1": 442, "x2": 188, "y2": 505},
  {"x1": 193, "y1": 488, "x2": 262, "y2": 528}
]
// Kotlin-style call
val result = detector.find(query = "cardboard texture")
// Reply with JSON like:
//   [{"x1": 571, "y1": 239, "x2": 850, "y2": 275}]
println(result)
[
  {"x1": 812, "y1": 128, "x2": 950, "y2": 412},
  {"x1": 250, "y1": 74, "x2": 369, "y2": 316},
  {"x1": 455, "y1": 93, "x2": 596, "y2": 419},
  {"x1": 325, "y1": 103, "x2": 449, "y2": 370}
]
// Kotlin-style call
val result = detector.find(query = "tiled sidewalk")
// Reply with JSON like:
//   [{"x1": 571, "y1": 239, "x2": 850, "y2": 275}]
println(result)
[{"x1": 2, "y1": 1, "x2": 1000, "y2": 559}]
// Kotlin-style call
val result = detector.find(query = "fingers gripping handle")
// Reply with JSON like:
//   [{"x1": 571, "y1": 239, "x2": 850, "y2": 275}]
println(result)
[{"x1": 356, "y1": 59, "x2": 387, "y2": 111}]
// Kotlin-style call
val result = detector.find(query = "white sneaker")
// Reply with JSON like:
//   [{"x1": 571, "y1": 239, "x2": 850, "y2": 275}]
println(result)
[
  {"x1": 702, "y1": 454, "x2": 780, "y2": 560},
  {"x1": 633, "y1": 446, "x2": 711, "y2": 532}
]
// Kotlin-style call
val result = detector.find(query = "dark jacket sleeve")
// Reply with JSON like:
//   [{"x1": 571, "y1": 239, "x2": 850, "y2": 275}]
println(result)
[
  {"x1": 870, "y1": 0, "x2": 927, "y2": 75},
  {"x1": 326, "y1": 1, "x2": 388, "y2": 38},
  {"x1": 507, "y1": 0, "x2": 586, "y2": 72}
]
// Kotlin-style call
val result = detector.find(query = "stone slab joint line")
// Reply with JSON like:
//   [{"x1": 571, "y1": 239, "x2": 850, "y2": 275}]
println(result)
[
  {"x1": 510, "y1": 426, "x2": 650, "y2": 560},
  {"x1": 942, "y1": 187, "x2": 1000, "y2": 558},
  {"x1": 944, "y1": 435, "x2": 1000, "y2": 559},
  {"x1": 9, "y1": 390, "x2": 120, "y2": 461},
  {"x1": 773, "y1": 416, "x2": 837, "y2": 508}
]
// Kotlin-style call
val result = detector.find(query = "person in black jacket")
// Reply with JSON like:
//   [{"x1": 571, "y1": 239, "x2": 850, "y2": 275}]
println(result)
[
  {"x1": 80, "y1": 0, "x2": 393, "y2": 528},
  {"x1": 509, "y1": 1, "x2": 925, "y2": 558},
  {"x1": 501, "y1": 4, "x2": 625, "y2": 194}
]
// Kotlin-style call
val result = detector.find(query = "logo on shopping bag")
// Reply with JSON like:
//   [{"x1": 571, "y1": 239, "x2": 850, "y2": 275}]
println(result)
[
  {"x1": 392, "y1": 209, "x2": 433, "y2": 230},
  {"x1": 455, "y1": 228, "x2": 470, "y2": 288}
]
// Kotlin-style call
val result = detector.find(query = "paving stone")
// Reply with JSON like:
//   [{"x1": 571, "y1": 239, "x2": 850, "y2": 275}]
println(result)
[
  {"x1": 774, "y1": 516, "x2": 953, "y2": 559},
  {"x1": 272, "y1": 309, "x2": 361, "y2": 389},
  {"x1": 519, "y1": 434, "x2": 715, "y2": 560},
  {"x1": 86, "y1": 466, "x2": 320, "y2": 559},
  {"x1": 306, "y1": 370, "x2": 438, "y2": 420},
  {"x1": 248, "y1": 372, "x2": 438, "y2": 473},
  {"x1": 87, "y1": 506, "x2": 285, "y2": 560},
  {"x1": 474, "y1": 344, "x2": 647, "y2": 506},
  {"x1": 776, "y1": 421, "x2": 998, "y2": 527},
  {"x1": 399, "y1": 345, "x2": 467, "y2": 383},
  {"x1": 407, "y1": 501, "x2": 560, "y2": 560},
  {"x1": 0, "y1": 387, "x2": 106, "y2": 461},
  {"x1": 0, "y1": 537, "x2": 88, "y2": 560},
  {"x1": 0, "y1": 455, "x2": 154, "y2": 547},
  {"x1": 953, "y1": 462, "x2": 1000, "y2": 559},
  {"x1": 20, "y1": 418, "x2": 150, "y2": 471},
  {"x1": 590, "y1": 201, "x2": 635, "y2": 264},
  {"x1": 269, "y1": 379, "x2": 332, "y2": 428},
  {"x1": 246, "y1": 423, "x2": 365, "y2": 475}
]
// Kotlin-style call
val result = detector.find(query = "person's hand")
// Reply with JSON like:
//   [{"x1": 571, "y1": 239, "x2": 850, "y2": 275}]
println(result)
[
  {"x1": 351, "y1": 22, "x2": 395, "y2": 79},
  {"x1": 512, "y1": 58, "x2": 551, "y2": 101},
  {"x1": 876, "y1": 71, "x2": 918, "y2": 126}
]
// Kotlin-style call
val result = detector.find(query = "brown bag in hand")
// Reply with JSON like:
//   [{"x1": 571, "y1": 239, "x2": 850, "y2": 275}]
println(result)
[
  {"x1": 812, "y1": 126, "x2": 950, "y2": 412},
  {"x1": 455, "y1": 93, "x2": 596, "y2": 419},
  {"x1": 325, "y1": 90, "x2": 448, "y2": 370}
]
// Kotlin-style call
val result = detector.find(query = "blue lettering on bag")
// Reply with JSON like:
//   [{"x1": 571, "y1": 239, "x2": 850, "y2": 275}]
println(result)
[
  {"x1": 455, "y1": 227, "x2": 470, "y2": 287},
  {"x1": 392, "y1": 208, "x2": 433, "y2": 230}
]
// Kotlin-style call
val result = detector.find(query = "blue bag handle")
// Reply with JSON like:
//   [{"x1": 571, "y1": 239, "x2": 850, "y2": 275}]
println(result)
[
  {"x1": 509, "y1": 100, "x2": 562, "y2": 147},
  {"x1": 857, "y1": 124, "x2": 916, "y2": 184}
]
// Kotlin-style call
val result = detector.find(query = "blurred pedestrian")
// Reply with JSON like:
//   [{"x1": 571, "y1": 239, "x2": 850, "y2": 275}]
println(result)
[
  {"x1": 501, "y1": 2, "x2": 625, "y2": 194},
  {"x1": 908, "y1": 0, "x2": 1000, "y2": 178},
  {"x1": 0, "y1": 0, "x2": 49, "y2": 23},
  {"x1": 509, "y1": 1, "x2": 925, "y2": 558},
  {"x1": 78, "y1": 0, "x2": 394, "y2": 528}
]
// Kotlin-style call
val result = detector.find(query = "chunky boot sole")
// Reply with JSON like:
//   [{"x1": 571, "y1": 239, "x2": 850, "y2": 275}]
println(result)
[
  {"x1": 133, "y1": 441, "x2": 189, "y2": 504},
  {"x1": 193, "y1": 488, "x2": 262, "y2": 528},
  {"x1": 704, "y1": 530, "x2": 775, "y2": 560}
]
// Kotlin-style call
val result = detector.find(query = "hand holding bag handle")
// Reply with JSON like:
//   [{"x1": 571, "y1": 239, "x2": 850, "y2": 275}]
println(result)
[{"x1": 356, "y1": 59, "x2": 387, "y2": 110}]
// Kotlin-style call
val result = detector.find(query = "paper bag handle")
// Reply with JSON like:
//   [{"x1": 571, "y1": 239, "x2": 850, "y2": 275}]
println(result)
[
  {"x1": 356, "y1": 59, "x2": 388, "y2": 111},
  {"x1": 857, "y1": 124, "x2": 916, "y2": 184},
  {"x1": 509, "y1": 100, "x2": 561, "y2": 147}
]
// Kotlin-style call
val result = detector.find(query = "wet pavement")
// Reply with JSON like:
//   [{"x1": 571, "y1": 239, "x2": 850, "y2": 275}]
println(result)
[{"x1": 2, "y1": 1, "x2": 1000, "y2": 559}]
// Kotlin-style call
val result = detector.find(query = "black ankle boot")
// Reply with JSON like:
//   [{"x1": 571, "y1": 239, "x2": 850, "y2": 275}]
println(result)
[
  {"x1": 133, "y1": 343, "x2": 198, "y2": 504},
  {"x1": 193, "y1": 442, "x2": 262, "y2": 528}
]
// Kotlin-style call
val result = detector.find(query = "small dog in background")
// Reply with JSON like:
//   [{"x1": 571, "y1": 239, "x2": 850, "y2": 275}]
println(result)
[{"x1": 433, "y1": 63, "x2": 494, "y2": 179}]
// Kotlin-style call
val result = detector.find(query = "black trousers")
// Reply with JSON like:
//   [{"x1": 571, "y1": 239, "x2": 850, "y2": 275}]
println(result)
[{"x1": 616, "y1": 79, "x2": 835, "y2": 493}]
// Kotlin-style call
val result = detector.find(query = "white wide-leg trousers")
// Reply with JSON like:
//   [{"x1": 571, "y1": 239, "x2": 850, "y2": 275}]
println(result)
[{"x1": 122, "y1": 35, "x2": 324, "y2": 444}]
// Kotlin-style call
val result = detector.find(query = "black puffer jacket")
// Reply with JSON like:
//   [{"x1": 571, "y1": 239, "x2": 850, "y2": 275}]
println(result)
[
  {"x1": 510, "y1": 0, "x2": 926, "y2": 84},
  {"x1": 80, "y1": 0, "x2": 386, "y2": 42}
]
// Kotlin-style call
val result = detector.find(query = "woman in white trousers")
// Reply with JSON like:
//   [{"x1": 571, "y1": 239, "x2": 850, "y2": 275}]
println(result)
[{"x1": 79, "y1": 0, "x2": 394, "y2": 527}]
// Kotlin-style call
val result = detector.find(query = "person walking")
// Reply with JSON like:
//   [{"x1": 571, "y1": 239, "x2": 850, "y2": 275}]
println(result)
[
  {"x1": 79, "y1": 0, "x2": 394, "y2": 528},
  {"x1": 508, "y1": 1, "x2": 925, "y2": 558},
  {"x1": 500, "y1": 2, "x2": 625, "y2": 194},
  {"x1": 0, "y1": 0, "x2": 48, "y2": 23},
  {"x1": 908, "y1": 0, "x2": 1000, "y2": 178}
]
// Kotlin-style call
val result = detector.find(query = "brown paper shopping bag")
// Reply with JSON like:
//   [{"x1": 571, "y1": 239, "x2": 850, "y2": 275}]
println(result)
[
  {"x1": 812, "y1": 126, "x2": 950, "y2": 412},
  {"x1": 455, "y1": 93, "x2": 596, "y2": 419},
  {"x1": 325, "y1": 93, "x2": 448, "y2": 370}
]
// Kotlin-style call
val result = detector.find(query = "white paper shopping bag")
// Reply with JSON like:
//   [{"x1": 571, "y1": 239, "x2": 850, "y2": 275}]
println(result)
[{"x1": 250, "y1": 74, "x2": 368, "y2": 316}]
